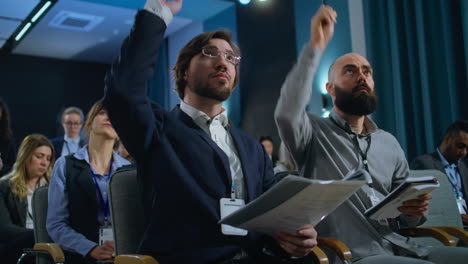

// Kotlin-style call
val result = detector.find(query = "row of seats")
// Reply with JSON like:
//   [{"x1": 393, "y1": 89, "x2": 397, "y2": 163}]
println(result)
[{"x1": 17, "y1": 168, "x2": 468, "y2": 264}]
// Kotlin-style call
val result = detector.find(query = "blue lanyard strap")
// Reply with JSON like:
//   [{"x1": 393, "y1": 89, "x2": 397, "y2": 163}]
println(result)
[{"x1": 91, "y1": 162, "x2": 113, "y2": 226}]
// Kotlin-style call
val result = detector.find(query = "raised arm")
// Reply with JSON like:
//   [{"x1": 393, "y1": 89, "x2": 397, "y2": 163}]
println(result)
[
  {"x1": 274, "y1": 5, "x2": 336, "y2": 165},
  {"x1": 102, "y1": 0, "x2": 181, "y2": 161}
]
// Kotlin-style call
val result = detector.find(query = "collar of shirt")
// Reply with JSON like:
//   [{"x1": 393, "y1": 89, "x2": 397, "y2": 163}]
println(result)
[
  {"x1": 329, "y1": 109, "x2": 378, "y2": 135},
  {"x1": 72, "y1": 145, "x2": 130, "y2": 174},
  {"x1": 436, "y1": 148, "x2": 459, "y2": 168},
  {"x1": 180, "y1": 101, "x2": 228, "y2": 129},
  {"x1": 64, "y1": 135, "x2": 80, "y2": 145}
]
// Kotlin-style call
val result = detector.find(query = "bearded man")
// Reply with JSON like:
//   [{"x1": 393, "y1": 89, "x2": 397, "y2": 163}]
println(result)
[
  {"x1": 103, "y1": 0, "x2": 317, "y2": 263},
  {"x1": 275, "y1": 5, "x2": 468, "y2": 264}
]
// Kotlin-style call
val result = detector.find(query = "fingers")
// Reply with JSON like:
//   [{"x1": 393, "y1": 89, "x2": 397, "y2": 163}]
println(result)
[
  {"x1": 398, "y1": 197, "x2": 429, "y2": 216},
  {"x1": 310, "y1": 5, "x2": 337, "y2": 51},
  {"x1": 275, "y1": 226, "x2": 318, "y2": 258},
  {"x1": 103, "y1": 240, "x2": 115, "y2": 249}
]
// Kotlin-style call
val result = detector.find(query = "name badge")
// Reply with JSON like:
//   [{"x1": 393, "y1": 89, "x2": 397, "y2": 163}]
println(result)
[
  {"x1": 220, "y1": 198, "x2": 248, "y2": 236},
  {"x1": 456, "y1": 197, "x2": 467, "y2": 214},
  {"x1": 99, "y1": 227, "x2": 114, "y2": 245}
]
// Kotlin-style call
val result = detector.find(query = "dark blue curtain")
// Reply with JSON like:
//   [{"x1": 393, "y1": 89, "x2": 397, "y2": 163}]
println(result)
[
  {"x1": 147, "y1": 38, "x2": 171, "y2": 109},
  {"x1": 363, "y1": 0, "x2": 468, "y2": 161}
]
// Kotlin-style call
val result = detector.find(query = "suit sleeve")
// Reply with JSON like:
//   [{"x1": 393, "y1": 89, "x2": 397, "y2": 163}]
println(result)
[{"x1": 102, "y1": 10, "x2": 168, "y2": 161}]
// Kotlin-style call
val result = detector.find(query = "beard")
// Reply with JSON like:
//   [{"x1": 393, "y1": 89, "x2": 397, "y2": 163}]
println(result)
[
  {"x1": 334, "y1": 83, "x2": 378, "y2": 116},
  {"x1": 188, "y1": 73, "x2": 233, "y2": 102}
]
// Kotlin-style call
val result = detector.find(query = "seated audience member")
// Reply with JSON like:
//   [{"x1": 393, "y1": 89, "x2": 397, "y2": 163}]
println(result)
[
  {"x1": 0, "y1": 97, "x2": 17, "y2": 178},
  {"x1": 50, "y1": 106, "x2": 86, "y2": 160},
  {"x1": 0, "y1": 134, "x2": 54, "y2": 264},
  {"x1": 102, "y1": 0, "x2": 317, "y2": 263},
  {"x1": 47, "y1": 101, "x2": 130, "y2": 264},
  {"x1": 411, "y1": 120, "x2": 468, "y2": 225},
  {"x1": 275, "y1": 4, "x2": 468, "y2": 264},
  {"x1": 260, "y1": 136, "x2": 277, "y2": 163},
  {"x1": 274, "y1": 142, "x2": 297, "y2": 175}
]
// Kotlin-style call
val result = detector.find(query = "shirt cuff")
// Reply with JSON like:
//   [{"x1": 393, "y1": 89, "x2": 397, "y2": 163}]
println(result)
[{"x1": 144, "y1": 0, "x2": 173, "y2": 26}]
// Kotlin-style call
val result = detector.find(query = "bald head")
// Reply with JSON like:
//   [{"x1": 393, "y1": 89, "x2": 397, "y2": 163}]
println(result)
[{"x1": 328, "y1": 53, "x2": 372, "y2": 82}]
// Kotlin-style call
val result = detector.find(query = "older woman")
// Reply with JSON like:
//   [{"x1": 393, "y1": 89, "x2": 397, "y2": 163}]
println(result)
[
  {"x1": 0, "y1": 134, "x2": 54, "y2": 263},
  {"x1": 47, "y1": 101, "x2": 130, "y2": 264}
]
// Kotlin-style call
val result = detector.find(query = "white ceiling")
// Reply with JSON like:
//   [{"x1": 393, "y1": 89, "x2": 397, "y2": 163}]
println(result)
[{"x1": 1, "y1": 0, "x2": 235, "y2": 63}]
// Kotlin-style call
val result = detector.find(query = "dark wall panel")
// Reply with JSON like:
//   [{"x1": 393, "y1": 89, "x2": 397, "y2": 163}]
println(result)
[{"x1": 0, "y1": 53, "x2": 108, "y2": 145}]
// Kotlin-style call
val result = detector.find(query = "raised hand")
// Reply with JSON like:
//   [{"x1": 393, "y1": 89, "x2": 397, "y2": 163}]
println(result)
[
  {"x1": 160, "y1": 0, "x2": 183, "y2": 15},
  {"x1": 309, "y1": 5, "x2": 337, "y2": 51}
]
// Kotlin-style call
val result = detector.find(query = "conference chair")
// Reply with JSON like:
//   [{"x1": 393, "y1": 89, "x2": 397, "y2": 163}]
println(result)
[
  {"x1": 17, "y1": 186, "x2": 65, "y2": 264},
  {"x1": 109, "y1": 168, "x2": 334, "y2": 264},
  {"x1": 399, "y1": 169, "x2": 468, "y2": 247}
]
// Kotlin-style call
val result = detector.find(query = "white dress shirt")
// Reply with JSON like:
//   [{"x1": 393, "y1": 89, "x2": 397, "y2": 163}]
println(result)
[{"x1": 180, "y1": 102, "x2": 245, "y2": 199}]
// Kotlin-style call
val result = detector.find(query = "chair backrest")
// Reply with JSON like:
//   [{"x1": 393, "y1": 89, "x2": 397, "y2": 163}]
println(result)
[
  {"x1": 409, "y1": 169, "x2": 464, "y2": 246},
  {"x1": 109, "y1": 167, "x2": 146, "y2": 255},
  {"x1": 409, "y1": 169, "x2": 463, "y2": 228},
  {"x1": 32, "y1": 186, "x2": 53, "y2": 243},
  {"x1": 274, "y1": 170, "x2": 299, "y2": 182}
]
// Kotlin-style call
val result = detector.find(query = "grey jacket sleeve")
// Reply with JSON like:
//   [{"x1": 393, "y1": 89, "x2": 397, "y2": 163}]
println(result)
[{"x1": 274, "y1": 44, "x2": 323, "y2": 167}]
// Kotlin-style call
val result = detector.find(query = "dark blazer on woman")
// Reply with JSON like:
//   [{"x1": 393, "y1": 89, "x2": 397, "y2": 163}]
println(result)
[{"x1": 0, "y1": 178, "x2": 32, "y2": 243}]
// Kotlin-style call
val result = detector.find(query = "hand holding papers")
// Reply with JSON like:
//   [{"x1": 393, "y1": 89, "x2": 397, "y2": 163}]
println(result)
[
  {"x1": 219, "y1": 170, "x2": 370, "y2": 236},
  {"x1": 365, "y1": 176, "x2": 439, "y2": 220}
]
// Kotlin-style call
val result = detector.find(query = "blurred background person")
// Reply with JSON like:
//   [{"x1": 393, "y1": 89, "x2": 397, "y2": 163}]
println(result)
[
  {"x1": 0, "y1": 134, "x2": 54, "y2": 264},
  {"x1": 0, "y1": 98, "x2": 17, "y2": 178},
  {"x1": 47, "y1": 101, "x2": 129, "y2": 264},
  {"x1": 50, "y1": 106, "x2": 86, "y2": 160},
  {"x1": 259, "y1": 135, "x2": 277, "y2": 164},
  {"x1": 274, "y1": 142, "x2": 297, "y2": 175}
]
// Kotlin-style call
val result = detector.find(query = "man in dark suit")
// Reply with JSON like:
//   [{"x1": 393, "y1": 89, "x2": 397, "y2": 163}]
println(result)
[
  {"x1": 50, "y1": 106, "x2": 86, "y2": 160},
  {"x1": 102, "y1": 0, "x2": 317, "y2": 263},
  {"x1": 411, "y1": 120, "x2": 468, "y2": 225}
]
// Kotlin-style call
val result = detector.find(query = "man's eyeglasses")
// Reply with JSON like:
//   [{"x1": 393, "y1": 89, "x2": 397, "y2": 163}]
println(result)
[
  {"x1": 202, "y1": 46, "x2": 241, "y2": 66},
  {"x1": 64, "y1": 122, "x2": 81, "y2": 128}
]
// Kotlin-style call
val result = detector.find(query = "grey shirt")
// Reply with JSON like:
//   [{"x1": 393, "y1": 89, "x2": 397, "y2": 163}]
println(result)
[{"x1": 275, "y1": 45, "x2": 428, "y2": 262}]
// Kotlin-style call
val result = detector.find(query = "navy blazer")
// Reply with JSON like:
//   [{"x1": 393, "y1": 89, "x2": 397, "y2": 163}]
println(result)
[
  {"x1": 103, "y1": 10, "x2": 275, "y2": 264},
  {"x1": 50, "y1": 137, "x2": 86, "y2": 160}
]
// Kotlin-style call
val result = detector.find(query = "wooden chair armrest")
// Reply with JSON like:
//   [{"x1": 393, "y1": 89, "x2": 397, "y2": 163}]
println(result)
[
  {"x1": 311, "y1": 247, "x2": 329, "y2": 264},
  {"x1": 436, "y1": 226, "x2": 468, "y2": 243},
  {"x1": 115, "y1": 255, "x2": 160, "y2": 264},
  {"x1": 317, "y1": 237, "x2": 352, "y2": 260},
  {"x1": 33, "y1": 243, "x2": 65, "y2": 263},
  {"x1": 399, "y1": 227, "x2": 457, "y2": 246}
]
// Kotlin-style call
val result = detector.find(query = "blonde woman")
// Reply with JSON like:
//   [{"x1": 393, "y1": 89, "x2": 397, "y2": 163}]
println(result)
[
  {"x1": 0, "y1": 134, "x2": 54, "y2": 263},
  {"x1": 47, "y1": 101, "x2": 130, "y2": 264}
]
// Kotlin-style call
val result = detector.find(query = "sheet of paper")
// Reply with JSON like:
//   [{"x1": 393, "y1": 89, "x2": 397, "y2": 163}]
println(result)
[{"x1": 220, "y1": 176, "x2": 367, "y2": 235}]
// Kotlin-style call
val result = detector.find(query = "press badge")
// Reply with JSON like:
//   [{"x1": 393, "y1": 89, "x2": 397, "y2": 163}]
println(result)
[
  {"x1": 220, "y1": 198, "x2": 248, "y2": 236},
  {"x1": 456, "y1": 197, "x2": 467, "y2": 214},
  {"x1": 99, "y1": 227, "x2": 114, "y2": 245}
]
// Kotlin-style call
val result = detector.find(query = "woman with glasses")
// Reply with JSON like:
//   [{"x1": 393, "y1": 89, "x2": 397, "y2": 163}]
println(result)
[
  {"x1": 0, "y1": 97, "x2": 17, "y2": 179},
  {"x1": 0, "y1": 134, "x2": 55, "y2": 263},
  {"x1": 47, "y1": 100, "x2": 130, "y2": 264}
]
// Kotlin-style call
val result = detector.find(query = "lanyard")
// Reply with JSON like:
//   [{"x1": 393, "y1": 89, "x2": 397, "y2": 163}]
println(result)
[
  {"x1": 329, "y1": 116, "x2": 372, "y2": 172},
  {"x1": 445, "y1": 165, "x2": 464, "y2": 199},
  {"x1": 91, "y1": 162, "x2": 113, "y2": 227}
]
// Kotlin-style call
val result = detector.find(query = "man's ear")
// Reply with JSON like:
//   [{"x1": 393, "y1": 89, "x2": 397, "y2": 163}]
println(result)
[{"x1": 326, "y1": 82, "x2": 335, "y2": 97}]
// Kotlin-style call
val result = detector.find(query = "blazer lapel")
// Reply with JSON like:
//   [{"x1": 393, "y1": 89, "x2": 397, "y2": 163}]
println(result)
[
  {"x1": 430, "y1": 152, "x2": 446, "y2": 172},
  {"x1": 171, "y1": 106, "x2": 232, "y2": 188},
  {"x1": 15, "y1": 196, "x2": 27, "y2": 227},
  {"x1": 458, "y1": 162, "x2": 468, "y2": 198}
]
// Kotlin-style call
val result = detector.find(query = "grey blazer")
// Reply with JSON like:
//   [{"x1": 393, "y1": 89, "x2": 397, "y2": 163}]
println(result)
[
  {"x1": 0, "y1": 178, "x2": 32, "y2": 243},
  {"x1": 410, "y1": 151, "x2": 468, "y2": 199}
]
